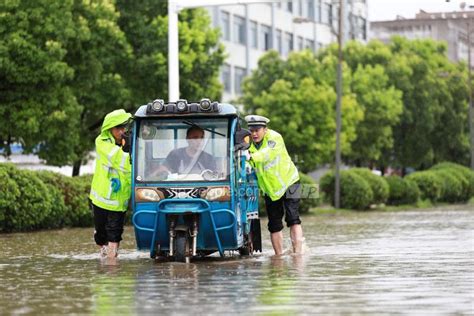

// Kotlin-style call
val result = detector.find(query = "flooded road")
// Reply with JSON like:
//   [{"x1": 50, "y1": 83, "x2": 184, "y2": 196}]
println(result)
[{"x1": 1, "y1": 207, "x2": 473, "y2": 315}]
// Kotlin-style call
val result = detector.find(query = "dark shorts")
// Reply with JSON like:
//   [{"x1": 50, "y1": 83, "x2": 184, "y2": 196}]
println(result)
[
  {"x1": 264, "y1": 182, "x2": 302, "y2": 233},
  {"x1": 91, "y1": 202, "x2": 126, "y2": 245}
]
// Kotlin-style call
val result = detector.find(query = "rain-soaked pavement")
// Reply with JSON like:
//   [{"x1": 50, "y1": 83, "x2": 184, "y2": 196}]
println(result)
[{"x1": 0, "y1": 206, "x2": 473, "y2": 315}]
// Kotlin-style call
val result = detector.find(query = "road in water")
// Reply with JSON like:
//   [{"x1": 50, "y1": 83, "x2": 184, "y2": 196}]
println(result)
[{"x1": 1, "y1": 207, "x2": 472, "y2": 315}]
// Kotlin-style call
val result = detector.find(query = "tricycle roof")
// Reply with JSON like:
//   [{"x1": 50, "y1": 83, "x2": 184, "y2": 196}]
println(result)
[{"x1": 134, "y1": 100, "x2": 238, "y2": 118}]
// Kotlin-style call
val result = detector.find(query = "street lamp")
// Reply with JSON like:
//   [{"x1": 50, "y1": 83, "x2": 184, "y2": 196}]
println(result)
[
  {"x1": 334, "y1": 0, "x2": 344, "y2": 208},
  {"x1": 467, "y1": 19, "x2": 474, "y2": 169},
  {"x1": 458, "y1": 2, "x2": 474, "y2": 169}
]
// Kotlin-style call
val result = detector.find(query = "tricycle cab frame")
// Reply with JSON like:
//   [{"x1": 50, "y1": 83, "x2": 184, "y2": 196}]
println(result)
[{"x1": 130, "y1": 100, "x2": 260, "y2": 261}]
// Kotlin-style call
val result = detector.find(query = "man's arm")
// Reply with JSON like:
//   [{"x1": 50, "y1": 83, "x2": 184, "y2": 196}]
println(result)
[
  {"x1": 249, "y1": 134, "x2": 284, "y2": 164},
  {"x1": 96, "y1": 137, "x2": 130, "y2": 173}
]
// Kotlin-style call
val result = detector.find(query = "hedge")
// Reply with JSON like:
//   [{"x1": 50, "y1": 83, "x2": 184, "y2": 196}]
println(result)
[
  {"x1": 319, "y1": 170, "x2": 373, "y2": 210},
  {"x1": 431, "y1": 162, "x2": 474, "y2": 201},
  {"x1": 0, "y1": 164, "x2": 94, "y2": 232},
  {"x1": 432, "y1": 169, "x2": 464, "y2": 203},
  {"x1": 351, "y1": 168, "x2": 389, "y2": 204},
  {"x1": 385, "y1": 176, "x2": 420, "y2": 205},
  {"x1": 405, "y1": 171, "x2": 444, "y2": 202},
  {"x1": 0, "y1": 164, "x2": 54, "y2": 232}
]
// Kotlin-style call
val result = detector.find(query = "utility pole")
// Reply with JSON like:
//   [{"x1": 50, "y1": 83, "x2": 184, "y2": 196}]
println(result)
[
  {"x1": 468, "y1": 20, "x2": 474, "y2": 169},
  {"x1": 335, "y1": 0, "x2": 344, "y2": 208}
]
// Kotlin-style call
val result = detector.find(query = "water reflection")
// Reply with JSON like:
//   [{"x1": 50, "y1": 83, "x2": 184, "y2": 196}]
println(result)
[{"x1": 0, "y1": 208, "x2": 473, "y2": 314}]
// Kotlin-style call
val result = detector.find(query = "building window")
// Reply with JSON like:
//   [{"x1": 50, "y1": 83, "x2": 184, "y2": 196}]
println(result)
[
  {"x1": 220, "y1": 11, "x2": 230, "y2": 41},
  {"x1": 221, "y1": 64, "x2": 231, "y2": 93},
  {"x1": 307, "y1": 0, "x2": 314, "y2": 20},
  {"x1": 297, "y1": 36, "x2": 304, "y2": 50},
  {"x1": 250, "y1": 21, "x2": 258, "y2": 48},
  {"x1": 233, "y1": 15, "x2": 246, "y2": 45},
  {"x1": 322, "y1": 3, "x2": 331, "y2": 25},
  {"x1": 287, "y1": 1, "x2": 293, "y2": 13},
  {"x1": 284, "y1": 32, "x2": 294, "y2": 55},
  {"x1": 298, "y1": 0, "x2": 303, "y2": 16},
  {"x1": 316, "y1": 0, "x2": 321, "y2": 23},
  {"x1": 234, "y1": 66, "x2": 246, "y2": 94},
  {"x1": 261, "y1": 24, "x2": 271, "y2": 51},
  {"x1": 331, "y1": 4, "x2": 338, "y2": 31},
  {"x1": 276, "y1": 29, "x2": 283, "y2": 54}
]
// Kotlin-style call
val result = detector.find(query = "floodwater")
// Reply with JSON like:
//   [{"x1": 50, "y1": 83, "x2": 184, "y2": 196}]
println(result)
[{"x1": 1, "y1": 207, "x2": 473, "y2": 315}]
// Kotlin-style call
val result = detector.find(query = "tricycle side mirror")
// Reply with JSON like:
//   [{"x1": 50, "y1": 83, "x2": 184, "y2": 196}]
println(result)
[{"x1": 234, "y1": 129, "x2": 251, "y2": 151}]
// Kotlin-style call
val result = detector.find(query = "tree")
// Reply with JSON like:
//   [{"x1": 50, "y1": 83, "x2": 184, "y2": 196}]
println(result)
[
  {"x1": 241, "y1": 50, "x2": 363, "y2": 172},
  {"x1": 385, "y1": 36, "x2": 468, "y2": 170},
  {"x1": 0, "y1": 0, "x2": 81, "y2": 163},
  {"x1": 116, "y1": 1, "x2": 225, "y2": 104},
  {"x1": 348, "y1": 64, "x2": 403, "y2": 166}
]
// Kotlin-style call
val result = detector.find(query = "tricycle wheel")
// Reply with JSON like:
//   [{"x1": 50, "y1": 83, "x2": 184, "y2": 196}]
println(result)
[{"x1": 174, "y1": 231, "x2": 189, "y2": 262}]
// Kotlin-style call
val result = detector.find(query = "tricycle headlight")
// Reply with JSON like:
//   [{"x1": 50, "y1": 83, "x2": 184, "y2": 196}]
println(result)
[
  {"x1": 201, "y1": 186, "x2": 230, "y2": 201},
  {"x1": 152, "y1": 99, "x2": 164, "y2": 112},
  {"x1": 176, "y1": 99, "x2": 187, "y2": 111},
  {"x1": 135, "y1": 188, "x2": 162, "y2": 202},
  {"x1": 199, "y1": 98, "x2": 212, "y2": 111}
]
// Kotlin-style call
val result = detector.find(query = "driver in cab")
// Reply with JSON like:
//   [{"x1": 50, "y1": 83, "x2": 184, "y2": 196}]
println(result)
[{"x1": 153, "y1": 126, "x2": 216, "y2": 178}]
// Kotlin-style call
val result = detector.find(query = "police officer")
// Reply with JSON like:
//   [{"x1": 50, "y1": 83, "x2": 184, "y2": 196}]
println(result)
[
  {"x1": 90, "y1": 109, "x2": 132, "y2": 258},
  {"x1": 245, "y1": 115, "x2": 304, "y2": 255}
]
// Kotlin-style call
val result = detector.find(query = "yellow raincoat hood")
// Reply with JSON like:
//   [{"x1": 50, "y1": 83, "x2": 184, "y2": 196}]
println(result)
[{"x1": 100, "y1": 109, "x2": 132, "y2": 135}]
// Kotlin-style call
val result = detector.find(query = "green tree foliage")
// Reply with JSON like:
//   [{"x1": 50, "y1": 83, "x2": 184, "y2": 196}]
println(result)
[
  {"x1": 241, "y1": 51, "x2": 363, "y2": 172},
  {"x1": 0, "y1": 0, "x2": 81, "y2": 162},
  {"x1": 66, "y1": 0, "x2": 132, "y2": 174},
  {"x1": 1, "y1": 1, "x2": 226, "y2": 175},
  {"x1": 116, "y1": 1, "x2": 225, "y2": 104},
  {"x1": 385, "y1": 37, "x2": 469, "y2": 169}
]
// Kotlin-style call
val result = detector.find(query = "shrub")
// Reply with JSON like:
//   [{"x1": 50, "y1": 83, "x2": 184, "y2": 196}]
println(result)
[
  {"x1": 63, "y1": 175, "x2": 94, "y2": 227},
  {"x1": 320, "y1": 170, "x2": 373, "y2": 210},
  {"x1": 405, "y1": 171, "x2": 443, "y2": 202},
  {"x1": 351, "y1": 168, "x2": 389, "y2": 204},
  {"x1": 298, "y1": 173, "x2": 320, "y2": 213},
  {"x1": 385, "y1": 176, "x2": 420, "y2": 205},
  {"x1": 432, "y1": 169, "x2": 464, "y2": 203},
  {"x1": 0, "y1": 164, "x2": 53, "y2": 232},
  {"x1": 35, "y1": 171, "x2": 69, "y2": 229},
  {"x1": 431, "y1": 162, "x2": 474, "y2": 201},
  {"x1": 0, "y1": 164, "x2": 21, "y2": 230}
]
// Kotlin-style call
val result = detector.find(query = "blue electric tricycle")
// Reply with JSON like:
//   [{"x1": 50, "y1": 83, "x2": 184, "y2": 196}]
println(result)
[{"x1": 129, "y1": 99, "x2": 261, "y2": 262}]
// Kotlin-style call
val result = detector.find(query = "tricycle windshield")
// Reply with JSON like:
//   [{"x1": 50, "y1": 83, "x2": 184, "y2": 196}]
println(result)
[{"x1": 136, "y1": 118, "x2": 230, "y2": 182}]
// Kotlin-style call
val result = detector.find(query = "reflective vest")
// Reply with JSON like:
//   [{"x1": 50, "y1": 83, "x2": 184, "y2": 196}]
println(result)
[
  {"x1": 249, "y1": 129, "x2": 299, "y2": 201},
  {"x1": 89, "y1": 110, "x2": 132, "y2": 211}
]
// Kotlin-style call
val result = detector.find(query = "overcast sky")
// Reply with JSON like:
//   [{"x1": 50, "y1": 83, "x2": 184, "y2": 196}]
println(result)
[{"x1": 368, "y1": 0, "x2": 469, "y2": 22}]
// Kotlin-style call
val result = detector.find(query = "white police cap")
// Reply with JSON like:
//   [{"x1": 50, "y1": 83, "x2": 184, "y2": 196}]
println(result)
[{"x1": 245, "y1": 115, "x2": 270, "y2": 127}]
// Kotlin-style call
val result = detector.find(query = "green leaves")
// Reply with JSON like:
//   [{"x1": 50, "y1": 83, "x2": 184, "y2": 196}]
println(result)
[
  {"x1": 1, "y1": 1, "x2": 225, "y2": 174},
  {"x1": 242, "y1": 37, "x2": 470, "y2": 172}
]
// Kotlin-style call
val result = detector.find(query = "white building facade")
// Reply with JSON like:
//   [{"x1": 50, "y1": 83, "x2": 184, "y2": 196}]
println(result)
[
  {"x1": 205, "y1": 0, "x2": 368, "y2": 101},
  {"x1": 371, "y1": 10, "x2": 474, "y2": 66}
]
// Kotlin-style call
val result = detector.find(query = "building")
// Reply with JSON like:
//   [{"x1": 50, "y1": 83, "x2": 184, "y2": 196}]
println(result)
[
  {"x1": 205, "y1": 0, "x2": 368, "y2": 101},
  {"x1": 371, "y1": 10, "x2": 474, "y2": 65}
]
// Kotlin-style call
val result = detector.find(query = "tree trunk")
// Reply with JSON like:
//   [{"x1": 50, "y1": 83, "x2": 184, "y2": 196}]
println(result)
[{"x1": 72, "y1": 159, "x2": 82, "y2": 177}]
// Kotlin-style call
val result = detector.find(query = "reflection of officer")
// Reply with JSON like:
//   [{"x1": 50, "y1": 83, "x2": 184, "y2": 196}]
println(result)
[{"x1": 245, "y1": 115, "x2": 304, "y2": 255}]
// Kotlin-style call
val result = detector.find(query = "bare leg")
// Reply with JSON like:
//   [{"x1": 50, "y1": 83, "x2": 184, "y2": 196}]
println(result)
[
  {"x1": 107, "y1": 242, "x2": 119, "y2": 258},
  {"x1": 270, "y1": 231, "x2": 284, "y2": 255},
  {"x1": 290, "y1": 224, "x2": 304, "y2": 254}
]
